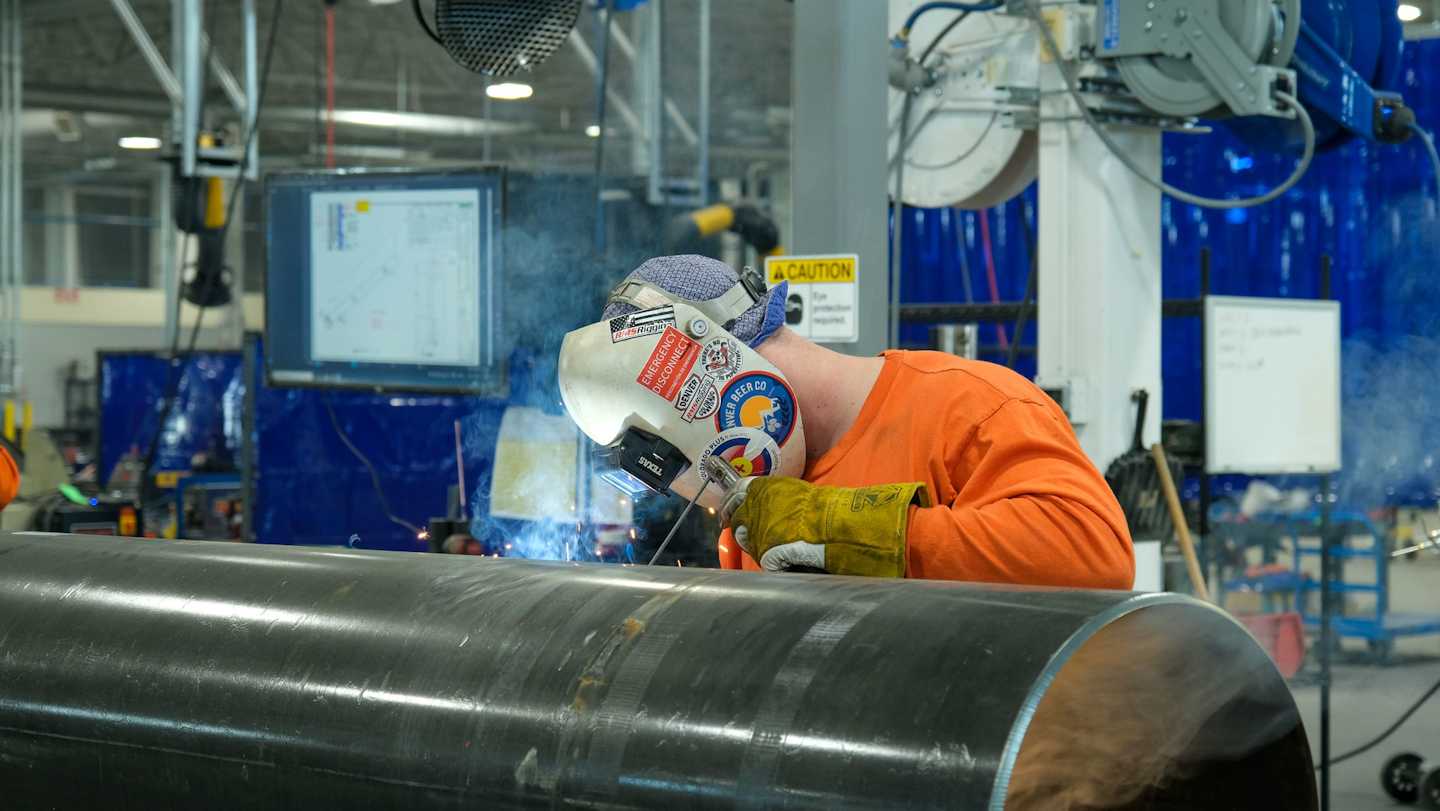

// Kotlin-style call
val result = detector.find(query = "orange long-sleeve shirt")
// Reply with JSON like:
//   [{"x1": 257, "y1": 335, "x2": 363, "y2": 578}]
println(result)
[
  {"x1": 0, "y1": 446, "x2": 16, "y2": 511},
  {"x1": 719, "y1": 351, "x2": 1134, "y2": 589}
]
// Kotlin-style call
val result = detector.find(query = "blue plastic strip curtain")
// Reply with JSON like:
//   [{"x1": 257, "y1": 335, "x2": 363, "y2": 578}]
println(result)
[
  {"x1": 893, "y1": 193, "x2": 1037, "y2": 378},
  {"x1": 252, "y1": 385, "x2": 509, "y2": 551},
  {"x1": 251, "y1": 345, "x2": 570, "y2": 552},
  {"x1": 98, "y1": 351, "x2": 245, "y2": 484},
  {"x1": 898, "y1": 38, "x2": 1440, "y2": 507}
]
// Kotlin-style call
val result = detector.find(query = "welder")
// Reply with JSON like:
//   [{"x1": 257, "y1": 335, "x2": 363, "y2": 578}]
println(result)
[{"x1": 560, "y1": 255, "x2": 1133, "y2": 588}]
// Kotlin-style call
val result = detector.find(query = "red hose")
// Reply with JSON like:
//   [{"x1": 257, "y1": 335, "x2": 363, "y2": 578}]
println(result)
[
  {"x1": 325, "y1": 3, "x2": 337, "y2": 169},
  {"x1": 978, "y1": 210, "x2": 1008, "y2": 347}
]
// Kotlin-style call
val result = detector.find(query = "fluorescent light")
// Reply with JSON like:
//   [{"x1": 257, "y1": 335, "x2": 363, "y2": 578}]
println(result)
[
  {"x1": 585, "y1": 125, "x2": 601, "y2": 137},
  {"x1": 486, "y1": 82, "x2": 533, "y2": 100},
  {"x1": 118, "y1": 136, "x2": 162, "y2": 150},
  {"x1": 1399, "y1": 4, "x2": 1422, "y2": 21},
  {"x1": 337, "y1": 110, "x2": 404, "y2": 127}
]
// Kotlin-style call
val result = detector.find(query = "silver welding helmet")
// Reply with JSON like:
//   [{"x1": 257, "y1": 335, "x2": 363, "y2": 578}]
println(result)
[{"x1": 559, "y1": 263, "x2": 804, "y2": 509}]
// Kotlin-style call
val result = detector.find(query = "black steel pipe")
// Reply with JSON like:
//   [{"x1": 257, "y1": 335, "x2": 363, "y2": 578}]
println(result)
[{"x1": 0, "y1": 533, "x2": 1317, "y2": 810}]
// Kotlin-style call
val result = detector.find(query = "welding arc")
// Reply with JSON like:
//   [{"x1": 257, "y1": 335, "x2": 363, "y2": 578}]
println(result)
[{"x1": 649, "y1": 484, "x2": 705, "y2": 565}]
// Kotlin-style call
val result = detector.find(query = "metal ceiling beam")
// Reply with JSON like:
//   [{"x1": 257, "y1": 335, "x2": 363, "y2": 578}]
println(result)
[
  {"x1": 199, "y1": 30, "x2": 247, "y2": 114},
  {"x1": 107, "y1": 0, "x2": 182, "y2": 105},
  {"x1": 606, "y1": 12, "x2": 698, "y2": 147},
  {"x1": 567, "y1": 27, "x2": 645, "y2": 142},
  {"x1": 21, "y1": 0, "x2": 110, "y2": 23},
  {"x1": 180, "y1": 0, "x2": 200, "y2": 176}
]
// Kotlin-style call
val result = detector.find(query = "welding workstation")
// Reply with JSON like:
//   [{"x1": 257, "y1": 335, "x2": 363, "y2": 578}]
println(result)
[{"x1": 4, "y1": 0, "x2": 1440, "y2": 808}]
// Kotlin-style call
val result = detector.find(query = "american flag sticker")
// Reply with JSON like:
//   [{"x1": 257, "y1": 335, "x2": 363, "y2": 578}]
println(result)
[{"x1": 610, "y1": 306, "x2": 677, "y2": 342}]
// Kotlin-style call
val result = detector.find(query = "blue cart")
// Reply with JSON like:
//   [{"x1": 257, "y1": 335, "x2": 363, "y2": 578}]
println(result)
[{"x1": 1285, "y1": 510, "x2": 1440, "y2": 660}]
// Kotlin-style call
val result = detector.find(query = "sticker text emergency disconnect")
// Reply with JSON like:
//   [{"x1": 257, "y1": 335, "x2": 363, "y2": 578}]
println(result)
[{"x1": 637, "y1": 327, "x2": 701, "y2": 402}]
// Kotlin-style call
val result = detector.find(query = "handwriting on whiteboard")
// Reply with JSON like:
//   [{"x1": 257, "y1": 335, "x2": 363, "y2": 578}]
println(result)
[{"x1": 1214, "y1": 310, "x2": 1309, "y2": 372}]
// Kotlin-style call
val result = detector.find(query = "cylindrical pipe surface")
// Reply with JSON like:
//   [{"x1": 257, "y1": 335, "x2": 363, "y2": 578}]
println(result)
[{"x1": 0, "y1": 533, "x2": 1316, "y2": 809}]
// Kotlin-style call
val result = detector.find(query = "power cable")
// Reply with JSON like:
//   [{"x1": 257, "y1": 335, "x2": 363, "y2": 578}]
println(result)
[
  {"x1": 1316, "y1": 673, "x2": 1440, "y2": 769},
  {"x1": 412, "y1": 0, "x2": 441, "y2": 44},
  {"x1": 137, "y1": 0, "x2": 286, "y2": 492},
  {"x1": 322, "y1": 393, "x2": 423, "y2": 537},
  {"x1": 890, "y1": 10, "x2": 973, "y2": 350},
  {"x1": 1407, "y1": 122, "x2": 1440, "y2": 212},
  {"x1": 897, "y1": 2, "x2": 1001, "y2": 43},
  {"x1": 1016, "y1": 0, "x2": 1315, "y2": 210}
]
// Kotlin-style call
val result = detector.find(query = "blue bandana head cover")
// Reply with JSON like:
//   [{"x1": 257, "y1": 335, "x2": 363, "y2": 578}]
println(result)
[{"x1": 601, "y1": 254, "x2": 788, "y2": 348}]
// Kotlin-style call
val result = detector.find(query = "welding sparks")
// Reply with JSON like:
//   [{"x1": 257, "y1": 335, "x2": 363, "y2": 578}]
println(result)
[
  {"x1": 629, "y1": 528, "x2": 636, "y2": 539},
  {"x1": 707, "y1": 507, "x2": 716, "y2": 515},
  {"x1": 417, "y1": 530, "x2": 429, "y2": 540}
]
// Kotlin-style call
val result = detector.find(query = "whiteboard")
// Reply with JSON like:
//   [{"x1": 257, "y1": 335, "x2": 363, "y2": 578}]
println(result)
[{"x1": 1205, "y1": 296, "x2": 1341, "y2": 475}]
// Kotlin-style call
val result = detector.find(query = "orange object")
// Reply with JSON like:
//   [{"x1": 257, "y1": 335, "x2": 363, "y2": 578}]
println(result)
[
  {"x1": 1236, "y1": 612, "x2": 1306, "y2": 679},
  {"x1": 717, "y1": 351, "x2": 1134, "y2": 589},
  {"x1": 0, "y1": 446, "x2": 16, "y2": 510},
  {"x1": 119, "y1": 506, "x2": 138, "y2": 537}
]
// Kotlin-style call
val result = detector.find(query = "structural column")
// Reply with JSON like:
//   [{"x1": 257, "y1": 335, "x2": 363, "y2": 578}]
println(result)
[
  {"x1": 1035, "y1": 64, "x2": 1165, "y2": 589},
  {"x1": 790, "y1": 0, "x2": 889, "y2": 357}
]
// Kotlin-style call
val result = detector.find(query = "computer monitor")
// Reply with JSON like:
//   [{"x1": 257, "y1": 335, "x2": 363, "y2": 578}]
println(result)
[{"x1": 264, "y1": 168, "x2": 504, "y2": 395}]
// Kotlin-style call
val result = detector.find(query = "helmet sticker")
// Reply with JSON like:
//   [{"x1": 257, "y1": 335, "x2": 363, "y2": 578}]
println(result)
[
  {"x1": 674, "y1": 373, "x2": 721, "y2": 424},
  {"x1": 611, "y1": 306, "x2": 676, "y2": 343},
  {"x1": 699, "y1": 429, "x2": 782, "y2": 483},
  {"x1": 699, "y1": 337, "x2": 743, "y2": 382},
  {"x1": 636, "y1": 326, "x2": 701, "y2": 402},
  {"x1": 715, "y1": 372, "x2": 797, "y2": 448}
]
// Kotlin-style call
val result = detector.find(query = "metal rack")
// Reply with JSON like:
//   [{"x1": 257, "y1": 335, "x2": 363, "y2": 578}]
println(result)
[{"x1": 1286, "y1": 510, "x2": 1440, "y2": 659}]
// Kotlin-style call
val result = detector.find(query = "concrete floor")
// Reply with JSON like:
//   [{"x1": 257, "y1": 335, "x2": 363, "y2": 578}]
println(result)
[{"x1": 1286, "y1": 553, "x2": 1440, "y2": 809}]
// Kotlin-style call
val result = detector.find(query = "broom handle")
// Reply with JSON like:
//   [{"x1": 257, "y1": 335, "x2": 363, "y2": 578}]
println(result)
[{"x1": 1151, "y1": 443, "x2": 1211, "y2": 602}]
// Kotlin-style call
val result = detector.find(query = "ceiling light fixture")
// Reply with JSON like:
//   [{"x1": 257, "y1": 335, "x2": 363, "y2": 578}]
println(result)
[
  {"x1": 1399, "y1": 4, "x2": 1422, "y2": 22},
  {"x1": 118, "y1": 136, "x2": 163, "y2": 150},
  {"x1": 338, "y1": 111, "x2": 404, "y2": 127},
  {"x1": 585, "y1": 125, "x2": 601, "y2": 137},
  {"x1": 486, "y1": 83, "x2": 534, "y2": 100}
]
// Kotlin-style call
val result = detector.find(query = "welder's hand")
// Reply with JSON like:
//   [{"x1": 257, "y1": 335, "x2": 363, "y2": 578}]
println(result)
[{"x1": 726, "y1": 477, "x2": 930, "y2": 578}]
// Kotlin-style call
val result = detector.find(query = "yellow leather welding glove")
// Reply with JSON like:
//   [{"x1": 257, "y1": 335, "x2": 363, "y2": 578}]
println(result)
[{"x1": 726, "y1": 477, "x2": 930, "y2": 578}]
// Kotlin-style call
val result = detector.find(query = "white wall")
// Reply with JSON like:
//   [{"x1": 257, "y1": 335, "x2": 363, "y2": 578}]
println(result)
[{"x1": 18, "y1": 286, "x2": 264, "y2": 428}]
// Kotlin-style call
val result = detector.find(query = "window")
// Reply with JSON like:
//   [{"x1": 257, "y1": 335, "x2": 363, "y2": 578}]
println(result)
[{"x1": 75, "y1": 187, "x2": 152, "y2": 288}]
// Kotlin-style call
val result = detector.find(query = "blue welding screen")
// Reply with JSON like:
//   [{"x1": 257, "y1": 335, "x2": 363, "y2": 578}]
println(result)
[{"x1": 264, "y1": 169, "x2": 504, "y2": 395}]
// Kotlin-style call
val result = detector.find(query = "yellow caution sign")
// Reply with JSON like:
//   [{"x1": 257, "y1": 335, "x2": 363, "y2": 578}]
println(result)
[
  {"x1": 764, "y1": 253, "x2": 860, "y2": 343},
  {"x1": 155, "y1": 471, "x2": 183, "y2": 489}
]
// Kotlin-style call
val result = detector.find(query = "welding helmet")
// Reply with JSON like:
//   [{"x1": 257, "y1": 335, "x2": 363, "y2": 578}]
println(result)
[{"x1": 559, "y1": 259, "x2": 803, "y2": 509}]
